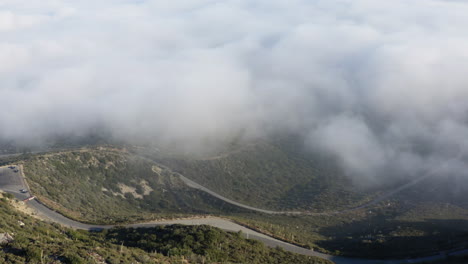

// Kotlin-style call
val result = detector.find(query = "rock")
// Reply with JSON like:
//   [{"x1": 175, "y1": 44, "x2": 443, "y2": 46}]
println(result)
[{"x1": 0, "y1": 233, "x2": 14, "y2": 244}]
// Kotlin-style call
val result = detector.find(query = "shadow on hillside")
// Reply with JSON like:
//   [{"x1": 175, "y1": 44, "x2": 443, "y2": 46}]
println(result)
[{"x1": 316, "y1": 216, "x2": 468, "y2": 259}]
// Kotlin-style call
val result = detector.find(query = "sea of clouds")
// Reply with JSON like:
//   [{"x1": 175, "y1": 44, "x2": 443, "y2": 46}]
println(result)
[{"x1": 2, "y1": 0, "x2": 468, "y2": 182}]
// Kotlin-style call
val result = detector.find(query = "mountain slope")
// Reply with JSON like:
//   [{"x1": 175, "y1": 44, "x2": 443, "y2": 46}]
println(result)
[
  {"x1": 155, "y1": 139, "x2": 376, "y2": 211},
  {"x1": 0, "y1": 191, "x2": 331, "y2": 264},
  {"x1": 23, "y1": 148, "x2": 245, "y2": 224}
]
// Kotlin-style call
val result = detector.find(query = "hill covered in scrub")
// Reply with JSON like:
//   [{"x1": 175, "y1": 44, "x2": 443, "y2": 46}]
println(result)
[
  {"x1": 15, "y1": 142, "x2": 468, "y2": 259},
  {"x1": 0, "y1": 192, "x2": 331, "y2": 264},
  {"x1": 21, "y1": 140, "x2": 378, "y2": 223},
  {"x1": 153, "y1": 139, "x2": 377, "y2": 211},
  {"x1": 23, "y1": 148, "x2": 245, "y2": 224}
]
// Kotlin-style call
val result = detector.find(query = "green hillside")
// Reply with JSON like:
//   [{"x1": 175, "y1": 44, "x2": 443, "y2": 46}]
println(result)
[
  {"x1": 154, "y1": 139, "x2": 376, "y2": 211},
  {"x1": 0, "y1": 191, "x2": 330, "y2": 264},
  {"x1": 23, "y1": 148, "x2": 246, "y2": 224},
  {"x1": 232, "y1": 201, "x2": 468, "y2": 258},
  {"x1": 14, "y1": 142, "x2": 468, "y2": 259}
]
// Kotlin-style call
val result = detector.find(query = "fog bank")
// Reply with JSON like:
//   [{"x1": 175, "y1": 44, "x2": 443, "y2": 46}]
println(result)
[{"x1": 2, "y1": 0, "x2": 468, "y2": 182}]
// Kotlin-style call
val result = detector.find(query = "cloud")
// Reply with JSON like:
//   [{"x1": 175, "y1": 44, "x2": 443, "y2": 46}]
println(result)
[{"x1": 2, "y1": 0, "x2": 468, "y2": 181}]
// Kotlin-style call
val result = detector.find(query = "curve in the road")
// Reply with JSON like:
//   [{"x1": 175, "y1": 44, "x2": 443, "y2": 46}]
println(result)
[
  {"x1": 23, "y1": 197, "x2": 468, "y2": 264},
  {"x1": 151, "y1": 151, "x2": 466, "y2": 216}
]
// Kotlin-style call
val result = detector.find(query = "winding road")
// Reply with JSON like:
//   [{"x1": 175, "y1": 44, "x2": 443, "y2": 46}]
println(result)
[{"x1": 1, "y1": 151, "x2": 467, "y2": 263}]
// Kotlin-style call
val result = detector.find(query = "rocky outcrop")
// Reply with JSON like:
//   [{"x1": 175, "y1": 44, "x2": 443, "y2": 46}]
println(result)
[{"x1": 0, "y1": 233, "x2": 14, "y2": 244}]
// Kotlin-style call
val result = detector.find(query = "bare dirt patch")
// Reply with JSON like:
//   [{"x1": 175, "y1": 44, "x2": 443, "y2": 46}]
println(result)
[
  {"x1": 118, "y1": 183, "x2": 143, "y2": 199},
  {"x1": 140, "y1": 180, "x2": 153, "y2": 195},
  {"x1": 151, "y1": 165, "x2": 162, "y2": 174}
]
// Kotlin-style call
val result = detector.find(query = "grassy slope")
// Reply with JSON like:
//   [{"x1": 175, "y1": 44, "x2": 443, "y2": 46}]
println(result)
[
  {"x1": 148, "y1": 138, "x2": 468, "y2": 258},
  {"x1": 156, "y1": 139, "x2": 376, "y2": 211},
  {"x1": 225, "y1": 168, "x2": 468, "y2": 258},
  {"x1": 23, "y1": 148, "x2": 246, "y2": 224},
  {"x1": 17, "y1": 142, "x2": 468, "y2": 259},
  {"x1": 230, "y1": 199, "x2": 468, "y2": 258},
  {"x1": 0, "y1": 192, "x2": 331, "y2": 264}
]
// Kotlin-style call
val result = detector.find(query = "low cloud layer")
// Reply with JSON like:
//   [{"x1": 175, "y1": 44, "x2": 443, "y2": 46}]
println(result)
[{"x1": 2, "y1": 0, "x2": 468, "y2": 182}]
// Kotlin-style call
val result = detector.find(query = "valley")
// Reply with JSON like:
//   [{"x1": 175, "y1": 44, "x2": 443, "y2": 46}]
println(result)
[{"x1": 1, "y1": 140, "x2": 468, "y2": 263}]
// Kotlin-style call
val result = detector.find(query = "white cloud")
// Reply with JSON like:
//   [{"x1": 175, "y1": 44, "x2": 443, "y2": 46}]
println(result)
[{"x1": 2, "y1": 0, "x2": 468, "y2": 180}]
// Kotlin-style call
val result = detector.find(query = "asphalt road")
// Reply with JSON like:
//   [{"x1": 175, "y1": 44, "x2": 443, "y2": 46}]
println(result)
[{"x1": 0, "y1": 165, "x2": 30, "y2": 201}]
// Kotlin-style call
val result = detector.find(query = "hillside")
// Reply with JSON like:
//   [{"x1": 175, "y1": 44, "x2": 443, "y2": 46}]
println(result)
[
  {"x1": 153, "y1": 139, "x2": 377, "y2": 211},
  {"x1": 232, "y1": 201, "x2": 468, "y2": 258},
  {"x1": 14, "y1": 143, "x2": 468, "y2": 259},
  {"x1": 23, "y1": 148, "x2": 246, "y2": 224},
  {"x1": 0, "y1": 191, "x2": 331, "y2": 264}
]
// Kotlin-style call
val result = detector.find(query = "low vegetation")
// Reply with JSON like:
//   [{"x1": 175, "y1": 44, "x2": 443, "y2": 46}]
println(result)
[
  {"x1": 23, "y1": 148, "x2": 246, "y2": 224},
  {"x1": 154, "y1": 138, "x2": 376, "y2": 211},
  {"x1": 0, "y1": 191, "x2": 332, "y2": 264},
  {"x1": 230, "y1": 200, "x2": 468, "y2": 258},
  {"x1": 12, "y1": 140, "x2": 468, "y2": 260}
]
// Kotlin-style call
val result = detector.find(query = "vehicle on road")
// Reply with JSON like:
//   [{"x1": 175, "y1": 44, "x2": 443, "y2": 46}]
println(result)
[
  {"x1": 8, "y1": 166, "x2": 15, "y2": 169},
  {"x1": 20, "y1": 189, "x2": 28, "y2": 193},
  {"x1": 13, "y1": 169, "x2": 19, "y2": 173}
]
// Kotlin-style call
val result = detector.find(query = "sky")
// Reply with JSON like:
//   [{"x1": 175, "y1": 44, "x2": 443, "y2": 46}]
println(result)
[{"x1": 2, "y1": 0, "x2": 468, "y2": 183}]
